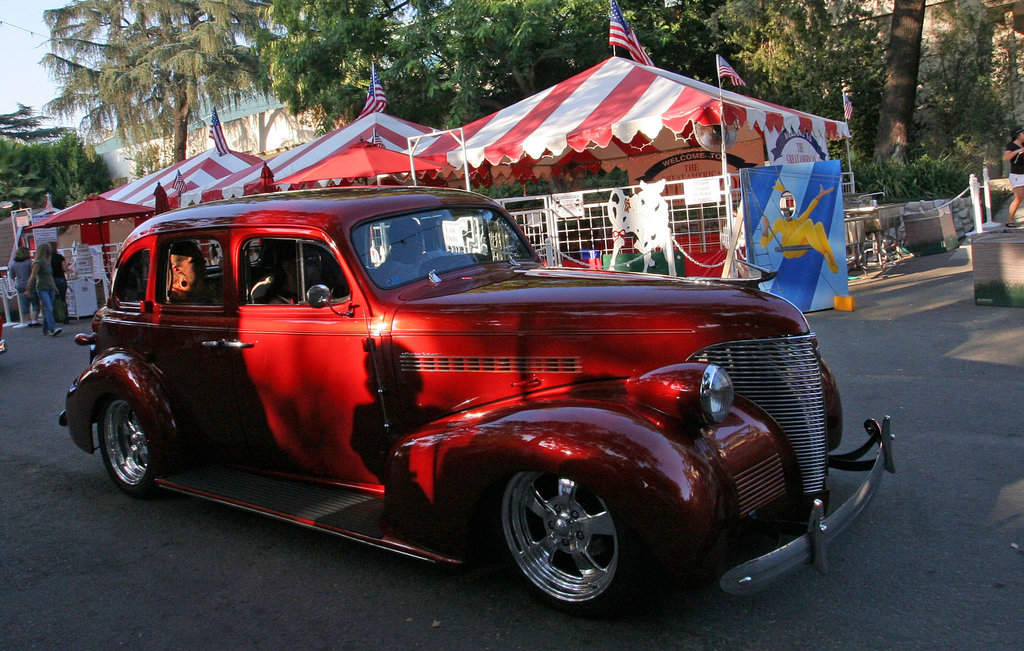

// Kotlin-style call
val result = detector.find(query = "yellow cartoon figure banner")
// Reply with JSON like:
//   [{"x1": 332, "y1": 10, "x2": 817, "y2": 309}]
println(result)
[{"x1": 742, "y1": 160, "x2": 849, "y2": 312}]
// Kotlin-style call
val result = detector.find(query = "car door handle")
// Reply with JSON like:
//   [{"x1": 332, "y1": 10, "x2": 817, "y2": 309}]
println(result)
[{"x1": 202, "y1": 339, "x2": 255, "y2": 349}]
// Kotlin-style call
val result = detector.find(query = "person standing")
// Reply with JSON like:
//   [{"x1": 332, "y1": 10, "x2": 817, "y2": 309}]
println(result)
[
  {"x1": 8, "y1": 246, "x2": 39, "y2": 328},
  {"x1": 24, "y1": 243, "x2": 61, "y2": 337},
  {"x1": 51, "y1": 246, "x2": 69, "y2": 303},
  {"x1": 1003, "y1": 126, "x2": 1024, "y2": 227}
]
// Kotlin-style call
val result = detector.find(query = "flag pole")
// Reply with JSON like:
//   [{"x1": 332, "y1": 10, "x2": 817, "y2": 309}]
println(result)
[
  {"x1": 717, "y1": 68, "x2": 736, "y2": 278},
  {"x1": 842, "y1": 89, "x2": 854, "y2": 194}
]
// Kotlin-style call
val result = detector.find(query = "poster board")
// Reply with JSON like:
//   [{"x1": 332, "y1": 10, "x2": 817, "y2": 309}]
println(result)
[{"x1": 742, "y1": 160, "x2": 849, "y2": 312}]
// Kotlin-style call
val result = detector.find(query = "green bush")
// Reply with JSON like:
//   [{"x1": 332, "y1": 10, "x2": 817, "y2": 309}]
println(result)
[{"x1": 851, "y1": 155, "x2": 976, "y2": 203}]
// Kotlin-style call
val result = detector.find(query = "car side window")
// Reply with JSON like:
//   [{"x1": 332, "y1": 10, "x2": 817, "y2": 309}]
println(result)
[
  {"x1": 242, "y1": 237, "x2": 349, "y2": 305},
  {"x1": 111, "y1": 249, "x2": 149, "y2": 304},
  {"x1": 162, "y1": 238, "x2": 223, "y2": 305}
]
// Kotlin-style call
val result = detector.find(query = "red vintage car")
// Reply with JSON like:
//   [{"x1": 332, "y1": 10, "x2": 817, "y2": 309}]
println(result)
[{"x1": 61, "y1": 186, "x2": 893, "y2": 615}]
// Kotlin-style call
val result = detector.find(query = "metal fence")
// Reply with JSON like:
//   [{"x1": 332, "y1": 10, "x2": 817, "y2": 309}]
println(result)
[{"x1": 497, "y1": 177, "x2": 742, "y2": 275}]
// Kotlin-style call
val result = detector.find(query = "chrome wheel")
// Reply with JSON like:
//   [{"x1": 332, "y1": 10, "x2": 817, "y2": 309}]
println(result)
[
  {"x1": 501, "y1": 472, "x2": 620, "y2": 605},
  {"x1": 100, "y1": 398, "x2": 153, "y2": 494}
]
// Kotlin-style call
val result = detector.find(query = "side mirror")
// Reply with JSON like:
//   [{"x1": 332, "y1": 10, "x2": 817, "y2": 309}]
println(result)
[{"x1": 306, "y1": 284, "x2": 332, "y2": 308}]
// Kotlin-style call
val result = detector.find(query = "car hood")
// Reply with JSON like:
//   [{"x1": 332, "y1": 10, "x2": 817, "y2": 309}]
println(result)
[
  {"x1": 386, "y1": 267, "x2": 811, "y2": 420},
  {"x1": 391, "y1": 267, "x2": 808, "y2": 343}
]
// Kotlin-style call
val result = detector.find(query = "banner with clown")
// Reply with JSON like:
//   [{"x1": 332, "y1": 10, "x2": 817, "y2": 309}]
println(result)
[{"x1": 742, "y1": 160, "x2": 849, "y2": 312}]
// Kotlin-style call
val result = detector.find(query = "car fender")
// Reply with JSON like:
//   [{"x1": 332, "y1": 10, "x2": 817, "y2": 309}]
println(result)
[
  {"x1": 65, "y1": 349, "x2": 183, "y2": 471},
  {"x1": 384, "y1": 395, "x2": 772, "y2": 580}
]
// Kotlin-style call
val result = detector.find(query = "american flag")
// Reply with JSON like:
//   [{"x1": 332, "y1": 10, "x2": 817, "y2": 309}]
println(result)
[
  {"x1": 209, "y1": 107, "x2": 230, "y2": 155},
  {"x1": 716, "y1": 55, "x2": 746, "y2": 87},
  {"x1": 843, "y1": 93, "x2": 853, "y2": 120},
  {"x1": 357, "y1": 63, "x2": 388, "y2": 119},
  {"x1": 172, "y1": 170, "x2": 187, "y2": 195},
  {"x1": 609, "y1": 0, "x2": 654, "y2": 67}
]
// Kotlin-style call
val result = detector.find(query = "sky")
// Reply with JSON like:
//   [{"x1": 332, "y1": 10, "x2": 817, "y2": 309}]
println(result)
[{"x1": 0, "y1": 3, "x2": 81, "y2": 128}]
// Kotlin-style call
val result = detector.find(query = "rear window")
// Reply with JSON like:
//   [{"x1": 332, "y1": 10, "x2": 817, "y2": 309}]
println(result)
[{"x1": 111, "y1": 249, "x2": 149, "y2": 304}]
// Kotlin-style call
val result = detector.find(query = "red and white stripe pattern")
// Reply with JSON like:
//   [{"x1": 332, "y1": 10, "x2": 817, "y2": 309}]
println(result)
[
  {"x1": 101, "y1": 148, "x2": 263, "y2": 208},
  {"x1": 843, "y1": 93, "x2": 853, "y2": 120},
  {"x1": 171, "y1": 170, "x2": 187, "y2": 195},
  {"x1": 608, "y1": 0, "x2": 653, "y2": 66},
  {"x1": 209, "y1": 107, "x2": 230, "y2": 155},
  {"x1": 716, "y1": 55, "x2": 746, "y2": 87},
  {"x1": 417, "y1": 57, "x2": 849, "y2": 172},
  {"x1": 357, "y1": 63, "x2": 388, "y2": 119},
  {"x1": 200, "y1": 112, "x2": 436, "y2": 200}
]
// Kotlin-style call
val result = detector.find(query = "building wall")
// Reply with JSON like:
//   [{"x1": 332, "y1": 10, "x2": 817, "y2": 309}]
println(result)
[{"x1": 96, "y1": 95, "x2": 319, "y2": 185}]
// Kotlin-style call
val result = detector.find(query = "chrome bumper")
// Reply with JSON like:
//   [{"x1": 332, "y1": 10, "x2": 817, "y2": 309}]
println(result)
[{"x1": 720, "y1": 416, "x2": 895, "y2": 596}]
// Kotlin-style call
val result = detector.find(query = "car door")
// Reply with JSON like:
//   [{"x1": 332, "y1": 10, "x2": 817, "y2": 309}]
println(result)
[
  {"x1": 232, "y1": 233, "x2": 387, "y2": 484},
  {"x1": 151, "y1": 233, "x2": 250, "y2": 462}
]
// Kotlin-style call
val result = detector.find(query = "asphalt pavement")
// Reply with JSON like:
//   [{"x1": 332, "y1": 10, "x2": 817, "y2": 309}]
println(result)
[{"x1": 1, "y1": 246, "x2": 1022, "y2": 649}]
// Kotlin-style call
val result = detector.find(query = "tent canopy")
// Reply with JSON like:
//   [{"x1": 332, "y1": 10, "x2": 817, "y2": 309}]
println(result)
[
  {"x1": 102, "y1": 148, "x2": 263, "y2": 208},
  {"x1": 277, "y1": 141, "x2": 443, "y2": 186},
  {"x1": 29, "y1": 195, "x2": 152, "y2": 229},
  {"x1": 200, "y1": 112, "x2": 440, "y2": 202},
  {"x1": 417, "y1": 57, "x2": 849, "y2": 179}
]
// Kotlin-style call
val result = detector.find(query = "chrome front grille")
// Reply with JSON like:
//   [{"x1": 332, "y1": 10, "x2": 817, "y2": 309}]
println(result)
[{"x1": 692, "y1": 334, "x2": 828, "y2": 493}]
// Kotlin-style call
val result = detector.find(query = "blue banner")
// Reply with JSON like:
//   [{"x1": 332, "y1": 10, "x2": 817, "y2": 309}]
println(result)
[{"x1": 742, "y1": 161, "x2": 849, "y2": 312}]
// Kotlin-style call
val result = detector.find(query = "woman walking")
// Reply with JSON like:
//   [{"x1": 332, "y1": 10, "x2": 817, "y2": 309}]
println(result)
[
  {"x1": 24, "y1": 243, "x2": 62, "y2": 337},
  {"x1": 9, "y1": 246, "x2": 39, "y2": 327}
]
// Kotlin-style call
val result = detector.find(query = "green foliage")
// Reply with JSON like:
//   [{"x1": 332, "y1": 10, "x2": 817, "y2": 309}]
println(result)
[
  {"x1": 0, "y1": 134, "x2": 110, "y2": 210},
  {"x1": 43, "y1": 0, "x2": 269, "y2": 161},
  {"x1": 914, "y1": 3, "x2": 1004, "y2": 165},
  {"x1": 0, "y1": 139, "x2": 42, "y2": 206},
  {"x1": 0, "y1": 105, "x2": 67, "y2": 143},
  {"x1": 715, "y1": 0, "x2": 885, "y2": 158},
  {"x1": 260, "y1": 0, "x2": 732, "y2": 131},
  {"x1": 851, "y1": 155, "x2": 974, "y2": 203}
]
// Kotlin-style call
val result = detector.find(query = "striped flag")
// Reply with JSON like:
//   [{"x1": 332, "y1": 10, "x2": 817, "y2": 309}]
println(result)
[
  {"x1": 172, "y1": 170, "x2": 187, "y2": 195},
  {"x1": 357, "y1": 63, "x2": 388, "y2": 119},
  {"x1": 716, "y1": 55, "x2": 746, "y2": 87},
  {"x1": 843, "y1": 93, "x2": 853, "y2": 120},
  {"x1": 609, "y1": 0, "x2": 654, "y2": 67},
  {"x1": 209, "y1": 107, "x2": 230, "y2": 155}
]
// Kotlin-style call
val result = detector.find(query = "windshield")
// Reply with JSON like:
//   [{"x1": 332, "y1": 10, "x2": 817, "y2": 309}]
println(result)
[{"x1": 353, "y1": 207, "x2": 534, "y2": 288}]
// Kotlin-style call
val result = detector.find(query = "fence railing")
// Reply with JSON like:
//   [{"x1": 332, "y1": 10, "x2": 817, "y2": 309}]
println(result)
[{"x1": 497, "y1": 176, "x2": 741, "y2": 274}]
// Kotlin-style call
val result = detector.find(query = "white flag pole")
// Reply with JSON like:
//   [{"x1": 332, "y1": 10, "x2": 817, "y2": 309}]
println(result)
[{"x1": 717, "y1": 68, "x2": 736, "y2": 278}]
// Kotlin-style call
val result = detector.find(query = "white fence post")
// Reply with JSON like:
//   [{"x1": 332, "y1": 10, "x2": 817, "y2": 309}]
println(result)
[
  {"x1": 982, "y1": 167, "x2": 992, "y2": 224},
  {"x1": 969, "y1": 174, "x2": 984, "y2": 234}
]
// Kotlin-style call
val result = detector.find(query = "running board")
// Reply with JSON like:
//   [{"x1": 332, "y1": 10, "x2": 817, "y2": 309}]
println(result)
[{"x1": 154, "y1": 466, "x2": 453, "y2": 562}]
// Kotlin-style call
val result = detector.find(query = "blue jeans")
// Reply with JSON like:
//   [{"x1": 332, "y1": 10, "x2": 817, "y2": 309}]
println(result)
[
  {"x1": 17, "y1": 288, "x2": 39, "y2": 323},
  {"x1": 36, "y1": 289, "x2": 58, "y2": 333}
]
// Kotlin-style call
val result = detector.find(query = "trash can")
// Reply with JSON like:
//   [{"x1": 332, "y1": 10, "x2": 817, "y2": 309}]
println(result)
[
  {"x1": 903, "y1": 206, "x2": 959, "y2": 256},
  {"x1": 972, "y1": 231, "x2": 1024, "y2": 307}
]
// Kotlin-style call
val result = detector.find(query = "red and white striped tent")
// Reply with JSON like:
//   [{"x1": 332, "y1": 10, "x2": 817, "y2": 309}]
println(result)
[
  {"x1": 199, "y1": 112, "x2": 440, "y2": 202},
  {"x1": 102, "y1": 148, "x2": 263, "y2": 209},
  {"x1": 416, "y1": 57, "x2": 850, "y2": 183}
]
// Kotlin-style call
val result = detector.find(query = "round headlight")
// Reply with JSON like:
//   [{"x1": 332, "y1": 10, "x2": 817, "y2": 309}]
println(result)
[{"x1": 699, "y1": 364, "x2": 734, "y2": 423}]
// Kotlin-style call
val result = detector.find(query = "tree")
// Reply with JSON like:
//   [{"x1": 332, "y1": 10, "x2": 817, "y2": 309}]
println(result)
[
  {"x1": 0, "y1": 139, "x2": 44, "y2": 209},
  {"x1": 0, "y1": 105, "x2": 67, "y2": 143},
  {"x1": 260, "y1": 0, "x2": 716, "y2": 130},
  {"x1": 715, "y1": 0, "x2": 885, "y2": 158},
  {"x1": 43, "y1": 0, "x2": 269, "y2": 162},
  {"x1": 914, "y1": 3, "x2": 1003, "y2": 164},
  {"x1": 873, "y1": 0, "x2": 925, "y2": 162}
]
